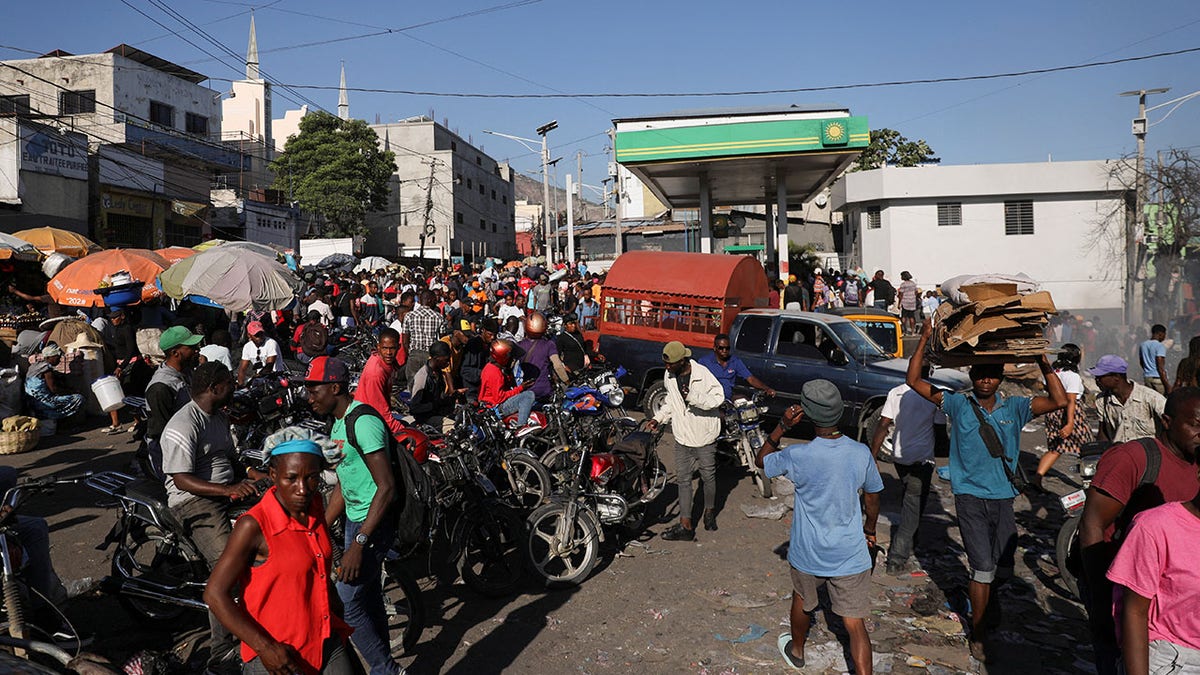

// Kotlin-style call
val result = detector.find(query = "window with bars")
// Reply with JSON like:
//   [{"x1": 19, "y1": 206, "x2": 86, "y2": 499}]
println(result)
[
  {"x1": 0, "y1": 95, "x2": 30, "y2": 116},
  {"x1": 59, "y1": 90, "x2": 95, "y2": 115},
  {"x1": 185, "y1": 112, "x2": 208, "y2": 135},
  {"x1": 1004, "y1": 200, "x2": 1034, "y2": 235},
  {"x1": 480, "y1": 218, "x2": 486, "y2": 230},
  {"x1": 865, "y1": 206, "x2": 881, "y2": 229},
  {"x1": 937, "y1": 202, "x2": 962, "y2": 227},
  {"x1": 149, "y1": 101, "x2": 174, "y2": 127},
  {"x1": 455, "y1": 212, "x2": 463, "y2": 224}
]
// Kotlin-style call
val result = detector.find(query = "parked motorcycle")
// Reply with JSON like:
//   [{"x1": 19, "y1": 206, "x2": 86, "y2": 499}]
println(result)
[
  {"x1": 526, "y1": 421, "x2": 668, "y2": 586},
  {"x1": 1055, "y1": 442, "x2": 1105, "y2": 599},
  {"x1": 717, "y1": 392, "x2": 774, "y2": 498},
  {"x1": 517, "y1": 365, "x2": 637, "y2": 468},
  {"x1": 226, "y1": 374, "x2": 316, "y2": 456},
  {"x1": 454, "y1": 404, "x2": 553, "y2": 511},
  {"x1": 1, "y1": 471, "x2": 94, "y2": 659}
]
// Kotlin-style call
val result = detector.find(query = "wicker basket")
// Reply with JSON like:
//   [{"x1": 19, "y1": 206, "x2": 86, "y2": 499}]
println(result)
[{"x1": 0, "y1": 427, "x2": 39, "y2": 455}]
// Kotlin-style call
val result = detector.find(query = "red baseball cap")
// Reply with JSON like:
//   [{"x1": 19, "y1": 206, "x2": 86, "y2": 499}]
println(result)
[
  {"x1": 304, "y1": 356, "x2": 350, "y2": 384},
  {"x1": 246, "y1": 321, "x2": 265, "y2": 336}
]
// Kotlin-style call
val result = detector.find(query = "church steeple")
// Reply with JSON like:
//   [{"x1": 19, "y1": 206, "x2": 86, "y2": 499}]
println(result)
[
  {"x1": 246, "y1": 14, "x2": 260, "y2": 80},
  {"x1": 338, "y1": 62, "x2": 349, "y2": 120}
]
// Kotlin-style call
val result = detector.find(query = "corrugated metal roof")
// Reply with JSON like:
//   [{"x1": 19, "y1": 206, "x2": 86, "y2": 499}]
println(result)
[{"x1": 603, "y1": 251, "x2": 764, "y2": 300}]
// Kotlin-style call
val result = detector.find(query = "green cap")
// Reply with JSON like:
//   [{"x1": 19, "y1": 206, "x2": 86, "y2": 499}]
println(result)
[{"x1": 159, "y1": 326, "x2": 203, "y2": 351}]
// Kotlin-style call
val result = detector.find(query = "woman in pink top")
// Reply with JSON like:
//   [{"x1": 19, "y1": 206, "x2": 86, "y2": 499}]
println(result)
[{"x1": 1107, "y1": 474, "x2": 1200, "y2": 674}]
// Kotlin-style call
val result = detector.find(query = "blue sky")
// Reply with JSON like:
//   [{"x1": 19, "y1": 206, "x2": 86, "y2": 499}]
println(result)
[{"x1": 5, "y1": 0, "x2": 1199, "y2": 195}]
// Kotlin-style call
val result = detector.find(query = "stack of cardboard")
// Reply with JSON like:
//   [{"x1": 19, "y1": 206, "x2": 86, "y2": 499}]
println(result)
[{"x1": 928, "y1": 282, "x2": 1057, "y2": 365}]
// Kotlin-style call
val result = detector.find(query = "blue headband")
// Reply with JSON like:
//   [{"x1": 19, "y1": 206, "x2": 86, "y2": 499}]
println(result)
[{"x1": 269, "y1": 439, "x2": 323, "y2": 458}]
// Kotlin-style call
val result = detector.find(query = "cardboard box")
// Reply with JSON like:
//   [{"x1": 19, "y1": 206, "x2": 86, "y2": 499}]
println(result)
[{"x1": 961, "y1": 283, "x2": 1019, "y2": 302}]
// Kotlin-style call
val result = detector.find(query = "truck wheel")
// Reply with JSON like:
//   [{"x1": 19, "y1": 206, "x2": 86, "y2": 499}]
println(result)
[{"x1": 642, "y1": 381, "x2": 667, "y2": 419}]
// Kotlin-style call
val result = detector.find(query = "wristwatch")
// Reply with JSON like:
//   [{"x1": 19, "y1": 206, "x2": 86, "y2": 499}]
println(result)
[{"x1": 354, "y1": 532, "x2": 370, "y2": 547}]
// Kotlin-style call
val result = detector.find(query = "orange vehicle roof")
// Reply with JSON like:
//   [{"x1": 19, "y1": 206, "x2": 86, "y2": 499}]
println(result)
[{"x1": 604, "y1": 251, "x2": 766, "y2": 300}]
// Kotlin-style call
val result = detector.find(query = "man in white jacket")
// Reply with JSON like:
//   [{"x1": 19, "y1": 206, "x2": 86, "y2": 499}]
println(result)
[{"x1": 648, "y1": 341, "x2": 725, "y2": 540}]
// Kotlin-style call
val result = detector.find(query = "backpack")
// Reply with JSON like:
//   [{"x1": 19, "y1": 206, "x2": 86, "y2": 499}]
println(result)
[
  {"x1": 844, "y1": 280, "x2": 860, "y2": 304},
  {"x1": 299, "y1": 321, "x2": 329, "y2": 358},
  {"x1": 1112, "y1": 437, "x2": 1162, "y2": 541},
  {"x1": 342, "y1": 404, "x2": 432, "y2": 545}
]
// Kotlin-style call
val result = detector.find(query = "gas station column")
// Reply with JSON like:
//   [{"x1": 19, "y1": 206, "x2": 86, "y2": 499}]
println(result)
[
  {"x1": 764, "y1": 189, "x2": 775, "y2": 275},
  {"x1": 699, "y1": 173, "x2": 712, "y2": 254},
  {"x1": 776, "y1": 168, "x2": 789, "y2": 281}
]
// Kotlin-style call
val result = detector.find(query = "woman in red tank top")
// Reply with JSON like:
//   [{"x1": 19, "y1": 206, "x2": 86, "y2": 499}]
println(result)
[{"x1": 205, "y1": 440, "x2": 354, "y2": 675}]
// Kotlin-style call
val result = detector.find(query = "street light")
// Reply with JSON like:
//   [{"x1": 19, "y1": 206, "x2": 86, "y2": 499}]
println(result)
[
  {"x1": 484, "y1": 121, "x2": 557, "y2": 266},
  {"x1": 1119, "y1": 87, "x2": 1170, "y2": 326}
]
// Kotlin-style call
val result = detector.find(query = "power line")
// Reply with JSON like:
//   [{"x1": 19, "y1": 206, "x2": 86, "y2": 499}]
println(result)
[{"x1": 204, "y1": 45, "x2": 1200, "y2": 99}]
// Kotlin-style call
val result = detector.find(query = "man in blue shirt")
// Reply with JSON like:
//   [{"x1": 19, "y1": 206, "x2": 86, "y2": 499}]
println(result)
[
  {"x1": 696, "y1": 333, "x2": 775, "y2": 401},
  {"x1": 1138, "y1": 323, "x2": 1171, "y2": 395},
  {"x1": 907, "y1": 319, "x2": 1065, "y2": 663},
  {"x1": 756, "y1": 380, "x2": 883, "y2": 673}
]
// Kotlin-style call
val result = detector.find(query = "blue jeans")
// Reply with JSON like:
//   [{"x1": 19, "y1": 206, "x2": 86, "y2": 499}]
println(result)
[
  {"x1": 338, "y1": 519, "x2": 400, "y2": 675},
  {"x1": 496, "y1": 390, "x2": 536, "y2": 426},
  {"x1": 873, "y1": 300, "x2": 890, "y2": 310}
]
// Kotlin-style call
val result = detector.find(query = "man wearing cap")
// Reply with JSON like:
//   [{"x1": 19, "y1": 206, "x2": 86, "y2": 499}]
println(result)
[
  {"x1": 238, "y1": 321, "x2": 285, "y2": 386},
  {"x1": 354, "y1": 328, "x2": 407, "y2": 442},
  {"x1": 24, "y1": 343, "x2": 83, "y2": 422},
  {"x1": 648, "y1": 341, "x2": 726, "y2": 540},
  {"x1": 907, "y1": 319, "x2": 1066, "y2": 662},
  {"x1": 756, "y1": 383, "x2": 883, "y2": 673},
  {"x1": 783, "y1": 276, "x2": 803, "y2": 311},
  {"x1": 144, "y1": 326, "x2": 204, "y2": 477},
  {"x1": 1091, "y1": 354, "x2": 1166, "y2": 444},
  {"x1": 160, "y1": 362, "x2": 260, "y2": 673},
  {"x1": 304, "y1": 356, "x2": 401, "y2": 675}
]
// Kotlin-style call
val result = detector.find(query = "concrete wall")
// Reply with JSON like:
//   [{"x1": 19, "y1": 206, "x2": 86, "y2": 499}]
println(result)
[
  {"x1": 833, "y1": 161, "x2": 1129, "y2": 315},
  {"x1": 222, "y1": 79, "x2": 271, "y2": 147}
]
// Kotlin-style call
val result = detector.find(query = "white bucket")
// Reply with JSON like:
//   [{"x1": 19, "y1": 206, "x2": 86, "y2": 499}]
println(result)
[{"x1": 90, "y1": 376, "x2": 126, "y2": 413}]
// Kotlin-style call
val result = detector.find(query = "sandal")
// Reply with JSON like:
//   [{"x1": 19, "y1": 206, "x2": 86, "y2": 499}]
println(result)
[
  {"x1": 102, "y1": 425, "x2": 122, "y2": 435},
  {"x1": 660, "y1": 524, "x2": 695, "y2": 541},
  {"x1": 777, "y1": 633, "x2": 804, "y2": 669}
]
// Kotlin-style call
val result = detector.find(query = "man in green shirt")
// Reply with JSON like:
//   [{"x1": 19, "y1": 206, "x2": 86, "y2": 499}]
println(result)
[{"x1": 305, "y1": 356, "x2": 401, "y2": 675}]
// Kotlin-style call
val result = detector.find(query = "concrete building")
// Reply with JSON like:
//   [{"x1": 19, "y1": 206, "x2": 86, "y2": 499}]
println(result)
[
  {"x1": 832, "y1": 160, "x2": 1131, "y2": 317},
  {"x1": 0, "y1": 45, "x2": 246, "y2": 247},
  {"x1": 0, "y1": 119, "x2": 90, "y2": 232},
  {"x1": 210, "y1": 188, "x2": 300, "y2": 252},
  {"x1": 365, "y1": 117, "x2": 516, "y2": 262}
]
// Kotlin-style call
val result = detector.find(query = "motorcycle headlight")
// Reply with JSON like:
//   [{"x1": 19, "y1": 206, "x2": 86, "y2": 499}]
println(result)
[
  {"x1": 1080, "y1": 458, "x2": 1099, "y2": 479},
  {"x1": 607, "y1": 389, "x2": 624, "y2": 406}
]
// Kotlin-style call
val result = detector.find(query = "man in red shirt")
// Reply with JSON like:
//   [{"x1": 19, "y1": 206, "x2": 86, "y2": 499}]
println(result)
[
  {"x1": 1079, "y1": 387, "x2": 1200, "y2": 674},
  {"x1": 478, "y1": 339, "x2": 534, "y2": 426},
  {"x1": 353, "y1": 327, "x2": 407, "y2": 441}
]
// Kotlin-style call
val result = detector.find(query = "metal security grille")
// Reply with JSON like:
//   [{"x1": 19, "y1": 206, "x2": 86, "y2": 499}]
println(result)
[
  {"x1": 59, "y1": 90, "x2": 95, "y2": 115},
  {"x1": 1004, "y1": 200, "x2": 1034, "y2": 235},
  {"x1": 149, "y1": 101, "x2": 174, "y2": 128},
  {"x1": 105, "y1": 214, "x2": 153, "y2": 249},
  {"x1": 865, "y1": 206, "x2": 881, "y2": 229},
  {"x1": 937, "y1": 202, "x2": 962, "y2": 227},
  {"x1": 0, "y1": 95, "x2": 30, "y2": 116}
]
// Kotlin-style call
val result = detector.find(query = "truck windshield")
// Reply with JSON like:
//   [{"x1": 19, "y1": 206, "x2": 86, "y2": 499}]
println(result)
[{"x1": 829, "y1": 322, "x2": 891, "y2": 362}]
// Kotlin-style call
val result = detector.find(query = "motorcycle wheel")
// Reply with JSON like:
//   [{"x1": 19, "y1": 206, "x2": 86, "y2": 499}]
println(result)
[
  {"x1": 502, "y1": 452, "x2": 553, "y2": 510},
  {"x1": 525, "y1": 503, "x2": 600, "y2": 587},
  {"x1": 113, "y1": 524, "x2": 206, "y2": 623},
  {"x1": 1056, "y1": 515, "x2": 1082, "y2": 599},
  {"x1": 456, "y1": 504, "x2": 525, "y2": 597},
  {"x1": 740, "y1": 437, "x2": 773, "y2": 499},
  {"x1": 382, "y1": 560, "x2": 426, "y2": 655}
]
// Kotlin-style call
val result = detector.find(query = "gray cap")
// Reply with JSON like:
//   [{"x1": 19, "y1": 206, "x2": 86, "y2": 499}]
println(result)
[{"x1": 799, "y1": 379, "x2": 843, "y2": 427}]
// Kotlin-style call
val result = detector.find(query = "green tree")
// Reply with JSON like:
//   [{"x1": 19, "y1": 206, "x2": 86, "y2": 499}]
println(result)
[
  {"x1": 270, "y1": 111, "x2": 397, "y2": 237},
  {"x1": 851, "y1": 127, "x2": 940, "y2": 172}
]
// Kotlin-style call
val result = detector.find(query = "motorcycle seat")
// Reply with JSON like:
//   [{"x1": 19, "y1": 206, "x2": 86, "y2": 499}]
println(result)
[{"x1": 122, "y1": 478, "x2": 187, "y2": 531}]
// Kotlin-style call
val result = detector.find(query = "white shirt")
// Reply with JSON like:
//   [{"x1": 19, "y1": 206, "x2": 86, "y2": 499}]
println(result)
[
  {"x1": 879, "y1": 384, "x2": 945, "y2": 464},
  {"x1": 307, "y1": 299, "x2": 334, "y2": 325},
  {"x1": 240, "y1": 338, "x2": 285, "y2": 374},
  {"x1": 498, "y1": 302, "x2": 524, "y2": 325},
  {"x1": 199, "y1": 344, "x2": 234, "y2": 371},
  {"x1": 653, "y1": 360, "x2": 724, "y2": 447},
  {"x1": 1057, "y1": 369, "x2": 1084, "y2": 397}
]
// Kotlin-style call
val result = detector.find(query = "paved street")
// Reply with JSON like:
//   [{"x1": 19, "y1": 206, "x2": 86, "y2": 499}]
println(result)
[{"x1": 8, "y1": 401, "x2": 1095, "y2": 674}]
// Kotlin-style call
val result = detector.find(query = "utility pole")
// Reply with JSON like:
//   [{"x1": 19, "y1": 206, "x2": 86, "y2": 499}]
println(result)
[
  {"x1": 1119, "y1": 87, "x2": 1169, "y2": 327},
  {"x1": 418, "y1": 159, "x2": 436, "y2": 264},
  {"x1": 576, "y1": 150, "x2": 584, "y2": 225},
  {"x1": 536, "y1": 120, "x2": 557, "y2": 267},
  {"x1": 566, "y1": 174, "x2": 575, "y2": 264},
  {"x1": 609, "y1": 128, "x2": 622, "y2": 259}
]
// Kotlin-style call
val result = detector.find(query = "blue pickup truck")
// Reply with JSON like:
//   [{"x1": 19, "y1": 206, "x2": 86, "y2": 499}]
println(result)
[{"x1": 608, "y1": 309, "x2": 968, "y2": 441}]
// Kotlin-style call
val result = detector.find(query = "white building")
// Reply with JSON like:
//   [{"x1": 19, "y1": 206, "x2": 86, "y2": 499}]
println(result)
[{"x1": 831, "y1": 160, "x2": 1131, "y2": 317}]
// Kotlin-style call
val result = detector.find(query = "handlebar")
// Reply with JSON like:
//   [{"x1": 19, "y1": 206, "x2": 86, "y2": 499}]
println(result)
[{"x1": 2, "y1": 471, "x2": 94, "y2": 523}]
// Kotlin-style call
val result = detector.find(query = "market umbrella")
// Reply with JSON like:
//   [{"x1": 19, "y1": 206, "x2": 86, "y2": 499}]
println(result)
[
  {"x1": 13, "y1": 227, "x2": 102, "y2": 258},
  {"x1": 155, "y1": 246, "x2": 197, "y2": 265},
  {"x1": 159, "y1": 246, "x2": 302, "y2": 312},
  {"x1": 0, "y1": 233, "x2": 42, "y2": 261},
  {"x1": 47, "y1": 248, "x2": 169, "y2": 307},
  {"x1": 317, "y1": 253, "x2": 358, "y2": 273},
  {"x1": 354, "y1": 256, "x2": 391, "y2": 273},
  {"x1": 223, "y1": 241, "x2": 286, "y2": 259}
]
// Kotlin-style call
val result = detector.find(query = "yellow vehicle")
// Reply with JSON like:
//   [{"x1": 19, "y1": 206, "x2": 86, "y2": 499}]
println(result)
[{"x1": 826, "y1": 307, "x2": 904, "y2": 358}]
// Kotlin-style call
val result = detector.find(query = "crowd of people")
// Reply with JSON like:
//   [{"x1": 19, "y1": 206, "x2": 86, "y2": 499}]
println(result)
[{"x1": 5, "y1": 252, "x2": 1200, "y2": 675}]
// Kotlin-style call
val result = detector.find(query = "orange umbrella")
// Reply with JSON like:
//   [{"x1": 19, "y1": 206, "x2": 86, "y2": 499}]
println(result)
[
  {"x1": 47, "y1": 249, "x2": 169, "y2": 308},
  {"x1": 13, "y1": 227, "x2": 102, "y2": 258},
  {"x1": 155, "y1": 246, "x2": 198, "y2": 264}
]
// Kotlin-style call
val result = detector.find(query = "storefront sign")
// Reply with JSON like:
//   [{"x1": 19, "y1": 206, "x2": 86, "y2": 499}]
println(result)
[{"x1": 20, "y1": 124, "x2": 88, "y2": 180}]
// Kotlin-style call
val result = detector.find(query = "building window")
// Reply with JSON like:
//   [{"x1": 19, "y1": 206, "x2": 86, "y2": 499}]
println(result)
[
  {"x1": 502, "y1": 195, "x2": 508, "y2": 205},
  {"x1": 480, "y1": 218, "x2": 486, "y2": 230},
  {"x1": 491, "y1": 222, "x2": 497, "y2": 233},
  {"x1": 185, "y1": 112, "x2": 208, "y2": 135},
  {"x1": 491, "y1": 189, "x2": 496, "y2": 200},
  {"x1": 1004, "y1": 200, "x2": 1034, "y2": 235},
  {"x1": 456, "y1": 212, "x2": 463, "y2": 224},
  {"x1": 149, "y1": 100, "x2": 174, "y2": 128},
  {"x1": 937, "y1": 202, "x2": 962, "y2": 227},
  {"x1": 478, "y1": 183, "x2": 485, "y2": 195},
  {"x1": 865, "y1": 206, "x2": 881, "y2": 230},
  {"x1": 476, "y1": 156, "x2": 481, "y2": 165},
  {"x1": 466, "y1": 178, "x2": 472, "y2": 189},
  {"x1": 451, "y1": 141, "x2": 457, "y2": 151},
  {"x1": 0, "y1": 95, "x2": 31, "y2": 116},
  {"x1": 456, "y1": 173, "x2": 463, "y2": 185},
  {"x1": 59, "y1": 89, "x2": 95, "y2": 115}
]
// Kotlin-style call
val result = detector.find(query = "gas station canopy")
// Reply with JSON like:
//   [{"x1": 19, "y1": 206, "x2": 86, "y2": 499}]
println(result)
[{"x1": 613, "y1": 104, "x2": 869, "y2": 209}]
